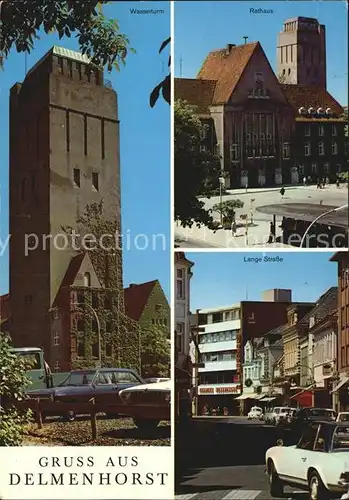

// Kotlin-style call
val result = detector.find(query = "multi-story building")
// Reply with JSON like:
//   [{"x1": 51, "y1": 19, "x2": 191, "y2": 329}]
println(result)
[
  {"x1": 195, "y1": 289, "x2": 292, "y2": 414},
  {"x1": 196, "y1": 303, "x2": 242, "y2": 415},
  {"x1": 8, "y1": 46, "x2": 138, "y2": 371},
  {"x1": 330, "y1": 252, "x2": 349, "y2": 410},
  {"x1": 175, "y1": 17, "x2": 347, "y2": 187},
  {"x1": 174, "y1": 252, "x2": 194, "y2": 419}
]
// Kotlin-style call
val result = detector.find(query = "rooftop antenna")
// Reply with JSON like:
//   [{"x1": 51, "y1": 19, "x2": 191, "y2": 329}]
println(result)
[
  {"x1": 179, "y1": 55, "x2": 183, "y2": 77},
  {"x1": 243, "y1": 36, "x2": 248, "y2": 45}
]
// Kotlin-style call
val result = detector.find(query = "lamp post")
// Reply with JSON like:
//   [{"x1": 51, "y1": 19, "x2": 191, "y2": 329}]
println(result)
[
  {"x1": 219, "y1": 176, "x2": 225, "y2": 226},
  {"x1": 300, "y1": 203, "x2": 348, "y2": 248},
  {"x1": 72, "y1": 302, "x2": 101, "y2": 368}
]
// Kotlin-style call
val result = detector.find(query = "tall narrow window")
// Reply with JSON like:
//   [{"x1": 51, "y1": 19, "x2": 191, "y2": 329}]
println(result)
[
  {"x1": 304, "y1": 143, "x2": 311, "y2": 156},
  {"x1": 332, "y1": 142, "x2": 338, "y2": 155},
  {"x1": 73, "y1": 168, "x2": 80, "y2": 187},
  {"x1": 66, "y1": 110, "x2": 70, "y2": 152},
  {"x1": 101, "y1": 118, "x2": 105, "y2": 159},
  {"x1": 318, "y1": 142, "x2": 325, "y2": 155},
  {"x1": 84, "y1": 115, "x2": 88, "y2": 156},
  {"x1": 84, "y1": 272, "x2": 91, "y2": 287},
  {"x1": 92, "y1": 172, "x2": 99, "y2": 191}
]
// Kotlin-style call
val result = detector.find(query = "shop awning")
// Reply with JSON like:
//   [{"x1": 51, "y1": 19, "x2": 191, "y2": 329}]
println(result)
[
  {"x1": 330, "y1": 377, "x2": 349, "y2": 394},
  {"x1": 260, "y1": 397, "x2": 276, "y2": 402},
  {"x1": 235, "y1": 394, "x2": 252, "y2": 400}
]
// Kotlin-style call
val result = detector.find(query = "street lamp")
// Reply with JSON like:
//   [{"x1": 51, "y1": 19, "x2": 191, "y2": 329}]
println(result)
[
  {"x1": 219, "y1": 176, "x2": 225, "y2": 226},
  {"x1": 72, "y1": 302, "x2": 101, "y2": 368},
  {"x1": 300, "y1": 203, "x2": 348, "y2": 248}
]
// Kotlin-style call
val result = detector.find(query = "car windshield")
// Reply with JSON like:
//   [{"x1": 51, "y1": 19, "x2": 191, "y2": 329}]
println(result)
[
  {"x1": 339, "y1": 414, "x2": 349, "y2": 421},
  {"x1": 309, "y1": 409, "x2": 336, "y2": 418},
  {"x1": 60, "y1": 371, "x2": 96, "y2": 386},
  {"x1": 18, "y1": 352, "x2": 41, "y2": 370},
  {"x1": 332, "y1": 426, "x2": 349, "y2": 451}
]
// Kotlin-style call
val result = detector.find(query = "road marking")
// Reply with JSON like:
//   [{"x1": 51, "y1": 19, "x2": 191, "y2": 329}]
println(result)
[
  {"x1": 222, "y1": 490, "x2": 261, "y2": 499},
  {"x1": 175, "y1": 494, "x2": 197, "y2": 500}
]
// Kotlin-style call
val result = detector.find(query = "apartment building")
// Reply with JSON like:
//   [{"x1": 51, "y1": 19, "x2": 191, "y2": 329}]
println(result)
[{"x1": 330, "y1": 252, "x2": 349, "y2": 410}]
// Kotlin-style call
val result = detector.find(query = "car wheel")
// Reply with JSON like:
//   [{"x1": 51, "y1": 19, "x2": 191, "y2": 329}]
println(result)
[
  {"x1": 268, "y1": 460, "x2": 284, "y2": 497},
  {"x1": 308, "y1": 470, "x2": 330, "y2": 500},
  {"x1": 133, "y1": 418, "x2": 160, "y2": 431}
]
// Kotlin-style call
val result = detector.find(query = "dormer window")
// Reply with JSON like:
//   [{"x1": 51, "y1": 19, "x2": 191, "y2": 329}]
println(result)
[{"x1": 254, "y1": 72, "x2": 264, "y2": 83}]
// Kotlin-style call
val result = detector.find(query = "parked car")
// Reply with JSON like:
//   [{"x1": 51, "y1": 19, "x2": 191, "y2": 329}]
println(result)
[
  {"x1": 337, "y1": 412, "x2": 349, "y2": 423},
  {"x1": 144, "y1": 377, "x2": 170, "y2": 384},
  {"x1": 26, "y1": 368, "x2": 144, "y2": 421},
  {"x1": 248, "y1": 406, "x2": 264, "y2": 420},
  {"x1": 276, "y1": 408, "x2": 297, "y2": 427},
  {"x1": 119, "y1": 380, "x2": 170, "y2": 431},
  {"x1": 264, "y1": 407, "x2": 291, "y2": 425},
  {"x1": 266, "y1": 421, "x2": 349, "y2": 499}
]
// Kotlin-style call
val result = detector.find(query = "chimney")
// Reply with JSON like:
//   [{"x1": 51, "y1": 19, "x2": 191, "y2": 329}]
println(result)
[{"x1": 226, "y1": 44, "x2": 236, "y2": 55}]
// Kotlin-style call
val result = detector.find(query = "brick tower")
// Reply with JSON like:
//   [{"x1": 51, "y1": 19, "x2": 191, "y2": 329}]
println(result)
[
  {"x1": 9, "y1": 47, "x2": 129, "y2": 371},
  {"x1": 277, "y1": 17, "x2": 327, "y2": 88}
]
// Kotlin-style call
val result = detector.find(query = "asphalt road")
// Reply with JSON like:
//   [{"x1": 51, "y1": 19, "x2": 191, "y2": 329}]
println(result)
[
  {"x1": 175, "y1": 184, "x2": 348, "y2": 248},
  {"x1": 176, "y1": 419, "x2": 304, "y2": 500}
]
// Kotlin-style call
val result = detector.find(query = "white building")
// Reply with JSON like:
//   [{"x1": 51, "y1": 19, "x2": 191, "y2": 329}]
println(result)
[{"x1": 195, "y1": 304, "x2": 242, "y2": 415}]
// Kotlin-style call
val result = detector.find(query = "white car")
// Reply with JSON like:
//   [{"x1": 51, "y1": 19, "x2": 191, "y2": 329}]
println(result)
[
  {"x1": 264, "y1": 406, "x2": 291, "y2": 425},
  {"x1": 266, "y1": 421, "x2": 349, "y2": 499},
  {"x1": 248, "y1": 406, "x2": 264, "y2": 420},
  {"x1": 337, "y1": 412, "x2": 349, "y2": 423}
]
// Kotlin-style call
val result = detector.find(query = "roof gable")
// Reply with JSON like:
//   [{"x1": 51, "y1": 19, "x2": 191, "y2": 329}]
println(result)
[
  {"x1": 53, "y1": 252, "x2": 102, "y2": 307},
  {"x1": 124, "y1": 280, "x2": 158, "y2": 321},
  {"x1": 281, "y1": 84, "x2": 344, "y2": 116},
  {"x1": 175, "y1": 78, "x2": 217, "y2": 116},
  {"x1": 197, "y1": 42, "x2": 259, "y2": 104}
]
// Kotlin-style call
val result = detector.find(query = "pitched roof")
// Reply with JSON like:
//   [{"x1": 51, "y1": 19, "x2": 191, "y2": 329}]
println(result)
[
  {"x1": 175, "y1": 78, "x2": 216, "y2": 116},
  {"x1": 281, "y1": 84, "x2": 344, "y2": 116},
  {"x1": 124, "y1": 280, "x2": 158, "y2": 321},
  {"x1": 197, "y1": 42, "x2": 259, "y2": 104},
  {"x1": 300, "y1": 286, "x2": 338, "y2": 326}
]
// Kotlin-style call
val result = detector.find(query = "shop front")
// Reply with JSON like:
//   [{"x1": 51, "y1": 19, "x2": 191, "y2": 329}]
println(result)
[
  {"x1": 197, "y1": 384, "x2": 241, "y2": 416},
  {"x1": 331, "y1": 375, "x2": 349, "y2": 412}
]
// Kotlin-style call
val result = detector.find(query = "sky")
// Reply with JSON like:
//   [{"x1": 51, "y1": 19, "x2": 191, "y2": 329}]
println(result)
[
  {"x1": 174, "y1": 0, "x2": 348, "y2": 106},
  {"x1": 188, "y1": 251, "x2": 338, "y2": 310},
  {"x1": 0, "y1": 1, "x2": 170, "y2": 299}
]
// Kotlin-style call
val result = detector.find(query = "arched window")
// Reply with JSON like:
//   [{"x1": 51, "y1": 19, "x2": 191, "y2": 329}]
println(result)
[{"x1": 84, "y1": 272, "x2": 91, "y2": 287}]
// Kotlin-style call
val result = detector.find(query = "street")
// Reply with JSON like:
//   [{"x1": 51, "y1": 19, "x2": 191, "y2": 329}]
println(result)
[
  {"x1": 175, "y1": 419, "x2": 304, "y2": 500},
  {"x1": 175, "y1": 184, "x2": 348, "y2": 248}
]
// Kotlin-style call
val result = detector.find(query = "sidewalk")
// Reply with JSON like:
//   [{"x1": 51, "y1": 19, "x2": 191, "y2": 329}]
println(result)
[
  {"x1": 221, "y1": 183, "x2": 346, "y2": 197},
  {"x1": 175, "y1": 221, "x2": 290, "y2": 248}
]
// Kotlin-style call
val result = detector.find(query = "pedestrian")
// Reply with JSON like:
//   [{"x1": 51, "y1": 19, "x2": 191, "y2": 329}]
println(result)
[
  {"x1": 317, "y1": 178, "x2": 321, "y2": 189},
  {"x1": 307, "y1": 175, "x2": 311, "y2": 185},
  {"x1": 231, "y1": 219, "x2": 237, "y2": 237},
  {"x1": 280, "y1": 187, "x2": 285, "y2": 197},
  {"x1": 326, "y1": 176, "x2": 329, "y2": 186},
  {"x1": 303, "y1": 176, "x2": 307, "y2": 186},
  {"x1": 267, "y1": 221, "x2": 275, "y2": 244},
  {"x1": 336, "y1": 178, "x2": 340, "y2": 188}
]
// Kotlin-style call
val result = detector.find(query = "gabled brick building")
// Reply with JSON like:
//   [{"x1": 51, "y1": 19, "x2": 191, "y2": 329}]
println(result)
[
  {"x1": 124, "y1": 280, "x2": 170, "y2": 335},
  {"x1": 175, "y1": 17, "x2": 347, "y2": 188}
]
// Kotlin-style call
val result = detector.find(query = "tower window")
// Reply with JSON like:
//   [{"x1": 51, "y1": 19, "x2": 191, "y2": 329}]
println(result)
[
  {"x1": 92, "y1": 172, "x2": 99, "y2": 191},
  {"x1": 288, "y1": 68, "x2": 291, "y2": 76},
  {"x1": 77, "y1": 341, "x2": 85, "y2": 357},
  {"x1": 73, "y1": 168, "x2": 80, "y2": 187},
  {"x1": 84, "y1": 272, "x2": 91, "y2": 287}
]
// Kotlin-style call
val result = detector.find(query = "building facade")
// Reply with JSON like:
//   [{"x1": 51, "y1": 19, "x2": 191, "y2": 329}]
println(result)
[
  {"x1": 331, "y1": 252, "x2": 349, "y2": 410},
  {"x1": 8, "y1": 46, "x2": 139, "y2": 371},
  {"x1": 196, "y1": 304, "x2": 242, "y2": 415},
  {"x1": 174, "y1": 252, "x2": 194, "y2": 419},
  {"x1": 175, "y1": 17, "x2": 347, "y2": 188}
]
